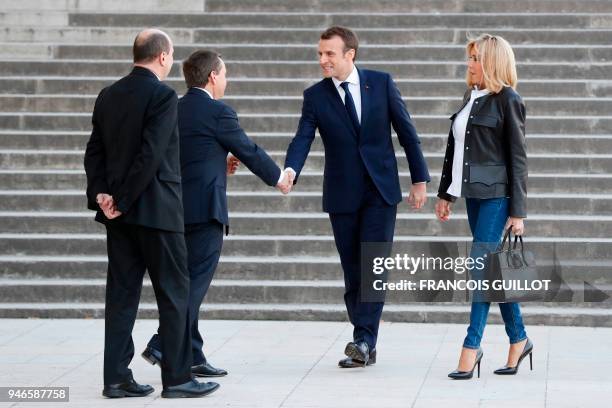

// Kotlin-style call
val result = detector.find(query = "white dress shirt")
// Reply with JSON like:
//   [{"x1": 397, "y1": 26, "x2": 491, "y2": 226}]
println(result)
[
  {"x1": 331, "y1": 65, "x2": 362, "y2": 124},
  {"x1": 446, "y1": 87, "x2": 490, "y2": 197}
]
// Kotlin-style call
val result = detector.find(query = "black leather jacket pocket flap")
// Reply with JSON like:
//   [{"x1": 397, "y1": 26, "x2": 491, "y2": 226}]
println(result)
[
  {"x1": 472, "y1": 114, "x2": 499, "y2": 128},
  {"x1": 469, "y1": 165, "x2": 508, "y2": 185},
  {"x1": 158, "y1": 172, "x2": 181, "y2": 183}
]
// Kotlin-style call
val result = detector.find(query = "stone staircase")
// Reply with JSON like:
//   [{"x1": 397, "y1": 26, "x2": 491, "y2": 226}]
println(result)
[{"x1": 1, "y1": 0, "x2": 612, "y2": 326}]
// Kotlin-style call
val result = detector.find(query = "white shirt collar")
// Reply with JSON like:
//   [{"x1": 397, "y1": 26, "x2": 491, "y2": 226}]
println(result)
[
  {"x1": 471, "y1": 85, "x2": 489, "y2": 97},
  {"x1": 194, "y1": 87, "x2": 214, "y2": 99},
  {"x1": 332, "y1": 65, "x2": 359, "y2": 89}
]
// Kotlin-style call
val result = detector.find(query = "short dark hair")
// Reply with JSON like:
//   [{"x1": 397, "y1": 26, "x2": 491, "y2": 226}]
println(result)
[
  {"x1": 182, "y1": 50, "x2": 224, "y2": 88},
  {"x1": 320, "y1": 26, "x2": 359, "y2": 61},
  {"x1": 133, "y1": 31, "x2": 171, "y2": 63}
]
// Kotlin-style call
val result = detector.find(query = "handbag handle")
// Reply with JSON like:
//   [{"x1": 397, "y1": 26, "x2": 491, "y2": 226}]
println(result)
[
  {"x1": 500, "y1": 227, "x2": 524, "y2": 251},
  {"x1": 503, "y1": 229, "x2": 529, "y2": 267}
]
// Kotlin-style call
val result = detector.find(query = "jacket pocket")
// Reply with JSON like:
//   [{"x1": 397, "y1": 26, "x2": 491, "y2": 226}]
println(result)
[
  {"x1": 472, "y1": 114, "x2": 499, "y2": 128},
  {"x1": 157, "y1": 171, "x2": 181, "y2": 183},
  {"x1": 469, "y1": 164, "x2": 508, "y2": 186}
]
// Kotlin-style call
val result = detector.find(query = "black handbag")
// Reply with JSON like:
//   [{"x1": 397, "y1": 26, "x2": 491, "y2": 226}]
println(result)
[{"x1": 484, "y1": 229, "x2": 542, "y2": 302}]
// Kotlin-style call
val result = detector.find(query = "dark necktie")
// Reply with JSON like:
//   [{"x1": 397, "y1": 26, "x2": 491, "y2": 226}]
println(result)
[{"x1": 340, "y1": 81, "x2": 360, "y2": 135}]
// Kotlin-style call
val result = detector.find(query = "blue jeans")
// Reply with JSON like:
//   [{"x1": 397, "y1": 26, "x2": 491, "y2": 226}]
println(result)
[{"x1": 463, "y1": 197, "x2": 528, "y2": 350}]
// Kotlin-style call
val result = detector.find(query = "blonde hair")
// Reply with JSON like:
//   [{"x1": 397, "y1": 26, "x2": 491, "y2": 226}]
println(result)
[{"x1": 466, "y1": 33, "x2": 517, "y2": 93}]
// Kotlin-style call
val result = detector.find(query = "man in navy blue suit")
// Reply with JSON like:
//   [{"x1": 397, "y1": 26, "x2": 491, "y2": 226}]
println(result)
[
  {"x1": 284, "y1": 26, "x2": 430, "y2": 368},
  {"x1": 143, "y1": 50, "x2": 292, "y2": 376}
]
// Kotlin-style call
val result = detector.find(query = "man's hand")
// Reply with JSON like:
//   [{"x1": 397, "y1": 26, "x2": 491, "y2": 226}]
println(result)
[
  {"x1": 505, "y1": 217, "x2": 525, "y2": 236},
  {"x1": 104, "y1": 207, "x2": 122, "y2": 220},
  {"x1": 96, "y1": 193, "x2": 122, "y2": 220},
  {"x1": 434, "y1": 198, "x2": 452, "y2": 222},
  {"x1": 227, "y1": 154, "x2": 240, "y2": 175},
  {"x1": 277, "y1": 168, "x2": 295, "y2": 195},
  {"x1": 407, "y1": 183, "x2": 427, "y2": 210},
  {"x1": 96, "y1": 193, "x2": 113, "y2": 212}
]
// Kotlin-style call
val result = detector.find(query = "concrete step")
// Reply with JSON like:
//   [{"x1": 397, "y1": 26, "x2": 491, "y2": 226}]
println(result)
[
  {"x1": 1, "y1": 171, "x2": 610, "y2": 193},
  {"x1": 68, "y1": 12, "x2": 612, "y2": 30},
  {"x1": 0, "y1": 0, "x2": 205, "y2": 12},
  {"x1": 4, "y1": 94, "x2": 612, "y2": 117},
  {"x1": 0, "y1": 11, "x2": 68, "y2": 27},
  {"x1": 32, "y1": 44, "x2": 612, "y2": 63},
  {"x1": 3, "y1": 27, "x2": 612, "y2": 45},
  {"x1": 2, "y1": 255, "x2": 611, "y2": 286},
  {"x1": 2, "y1": 190, "x2": 611, "y2": 215},
  {"x1": 0, "y1": 215, "x2": 611, "y2": 240},
  {"x1": 2, "y1": 131, "x2": 612, "y2": 155},
  {"x1": 1, "y1": 60, "x2": 611, "y2": 80},
  {"x1": 3, "y1": 77, "x2": 610, "y2": 99},
  {"x1": 2, "y1": 150, "x2": 611, "y2": 174},
  {"x1": 3, "y1": 112, "x2": 612, "y2": 134},
  {"x1": 206, "y1": 0, "x2": 612, "y2": 13},
  {"x1": 0, "y1": 220, "x2": 612, "y2": 245},
  {"x1": 0, "y1": 301, "x2": 609, "y2": 327},
  {"x1": 1, "y1": 212, "x2": 612, "y2": 237},
  {"x1": 0, "y1": 278, "x2": 609, "y2": 308}
]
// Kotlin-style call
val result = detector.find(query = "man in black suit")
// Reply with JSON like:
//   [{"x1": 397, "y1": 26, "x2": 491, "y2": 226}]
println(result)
[
  {"x1": 142, "y1": 49, "x2": 291, "y2": 375},
  {"x1": 84, "y1": 29, "x2": 219, "y2": 399}
]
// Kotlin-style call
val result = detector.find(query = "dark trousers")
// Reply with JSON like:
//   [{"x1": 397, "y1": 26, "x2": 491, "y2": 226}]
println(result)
[
  {"x1": 148, "y1": 221, "x2": 224, "y2": 365},
  {"x1": 329, "y1": 177, "x2": 397, "y2": 349},
  {"x1": 103, "y1": 222, "x2": 192, "y2": 387}
]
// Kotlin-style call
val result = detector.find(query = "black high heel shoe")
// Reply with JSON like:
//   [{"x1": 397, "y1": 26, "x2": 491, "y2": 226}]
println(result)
[
  {"x1": 494, "y1": 338, "x2": 533, "y2": 375},
  {"x1": 448, "y1": 348, "x2": 483, "y2": 380}
]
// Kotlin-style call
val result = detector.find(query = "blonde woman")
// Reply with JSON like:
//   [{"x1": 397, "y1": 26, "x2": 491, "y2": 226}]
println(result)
[{"x1": 435, "y1": 34, "x2": 532, "y2": 379}]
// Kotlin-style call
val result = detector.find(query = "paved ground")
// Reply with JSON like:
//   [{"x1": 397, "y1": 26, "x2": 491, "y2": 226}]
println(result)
[{"x1": 0, "y1": 319, "x2": 610, "y2": 407}]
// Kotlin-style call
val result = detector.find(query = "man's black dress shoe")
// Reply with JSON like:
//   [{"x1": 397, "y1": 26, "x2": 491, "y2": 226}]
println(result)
[
  {"x1": 102, "y1": 376, "x2": 154, "y2": 398},
  {"x1": 339, "y1": 349, "x2": 377, "y2": 368},
  {"x1": 141, "y1": 346, "x2": 162, "y2": 365},
  {"x1": 343, "y1": 341, "x2": 370, "y2": 367},
  {"x1": 192, "y1": 362, "x2": 228, "y2": 377},
  {"x1": 161, "y1": 379, "x2": 220, "y2": 398}
]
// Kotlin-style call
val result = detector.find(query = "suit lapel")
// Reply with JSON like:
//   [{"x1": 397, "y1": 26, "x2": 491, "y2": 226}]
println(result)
[
  {"x1": 357, "y1": 68, "x2": 369, "y2": 139},
  {"x1": 324, "y1": 78, "x2": 358, "y2": 139}
]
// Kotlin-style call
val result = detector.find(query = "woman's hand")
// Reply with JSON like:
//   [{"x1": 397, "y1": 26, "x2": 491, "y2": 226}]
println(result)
[
  {"x1": 435, "y1": 198, "x2": 452, "y2": 222},
  {"x1": 505, "y1": 217, "x2": 525, "y2": 235}
]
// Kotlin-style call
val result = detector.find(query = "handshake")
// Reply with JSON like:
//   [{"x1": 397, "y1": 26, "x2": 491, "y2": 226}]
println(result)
[
  {"x1": 276, "y1": 168, "x2": 296, "y2": 195},
  {"x1": 226, "y1": 155, "x2": 295, "y2": 195},
  {"x1": 96, "y1": 193, "x2": 122, "y2": 220}
]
